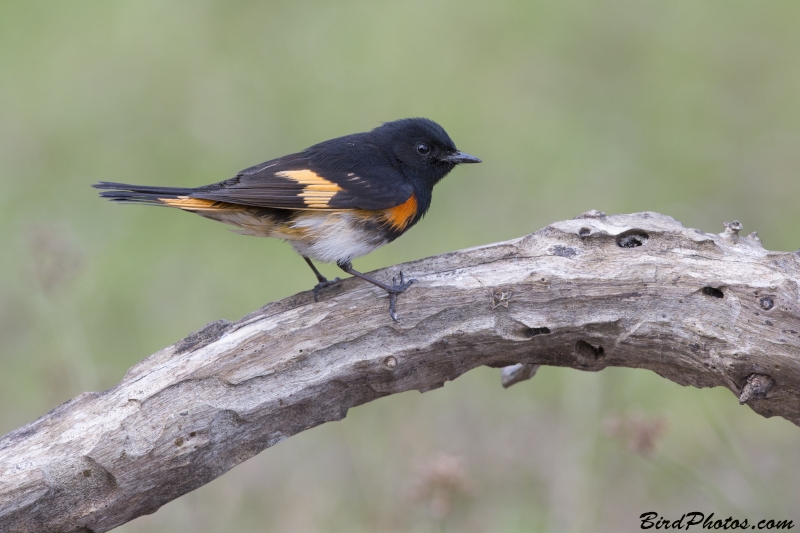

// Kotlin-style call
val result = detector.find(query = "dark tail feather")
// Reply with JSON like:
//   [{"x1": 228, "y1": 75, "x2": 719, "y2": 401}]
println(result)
[{"x1": 93, "y1": 181, "x2": 196, "y2": 206}]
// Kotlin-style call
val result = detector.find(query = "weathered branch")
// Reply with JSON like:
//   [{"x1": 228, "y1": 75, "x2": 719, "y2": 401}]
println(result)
[{"x1": 2, "y1": 211, "x2": 799, "y2": 532}]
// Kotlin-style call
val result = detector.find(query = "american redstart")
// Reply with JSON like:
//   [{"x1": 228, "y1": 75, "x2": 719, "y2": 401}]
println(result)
[{"x1": 94, "y1": 118, "x2": 480, "y2": 321}]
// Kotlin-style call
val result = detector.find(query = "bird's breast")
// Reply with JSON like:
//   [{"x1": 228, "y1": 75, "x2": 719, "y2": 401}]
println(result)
[{"x1": 380, "y1": 193, "x2": 418, "y2": 232}]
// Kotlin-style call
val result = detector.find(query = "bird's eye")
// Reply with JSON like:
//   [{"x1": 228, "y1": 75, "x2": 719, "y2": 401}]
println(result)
[{"x1": 416, "y1": 143, "x2": 431, "y2": 155}]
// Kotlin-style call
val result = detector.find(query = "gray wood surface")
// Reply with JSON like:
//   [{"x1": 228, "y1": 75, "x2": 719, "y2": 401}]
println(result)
[{"x1": 2, "y1": 211, "x2": 798, "y2": 532}]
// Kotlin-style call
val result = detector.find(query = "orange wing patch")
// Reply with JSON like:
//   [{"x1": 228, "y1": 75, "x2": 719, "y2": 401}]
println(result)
[
  {"x1": 276, "y1": 169, "x2": 343, "y2": 209},
  {"x1": 383, "y1": 193, "x2": 418, "y2": 231},
  {"x1": 159, "y1": 196, "x2": 236, "y2": 211}
]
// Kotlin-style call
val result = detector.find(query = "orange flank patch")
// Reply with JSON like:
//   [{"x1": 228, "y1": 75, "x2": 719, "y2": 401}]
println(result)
[
  {"x1": 383, "y1": 193, "x2": 418, "y2": 231},
  {"x1": 276, "y1": 169, "x2": 343, "y2": 208},
  {"x1": 159, "y1": 196, "x2": 235, "y2": 211}
]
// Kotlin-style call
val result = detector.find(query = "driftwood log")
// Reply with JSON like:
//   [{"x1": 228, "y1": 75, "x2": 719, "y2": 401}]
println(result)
[{"x1": 2, "y1": 211, "x2": 800, "y2": 532}]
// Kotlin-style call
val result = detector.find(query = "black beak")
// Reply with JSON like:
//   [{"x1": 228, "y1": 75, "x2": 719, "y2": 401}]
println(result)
[{"x1": 440, "y1": 151, "x2": 482, "y2": 164}]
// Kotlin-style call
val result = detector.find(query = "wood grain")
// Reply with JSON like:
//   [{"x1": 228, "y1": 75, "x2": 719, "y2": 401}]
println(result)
[{"x1": 2, "y1": 211, "x2": 799, "y2": 532}]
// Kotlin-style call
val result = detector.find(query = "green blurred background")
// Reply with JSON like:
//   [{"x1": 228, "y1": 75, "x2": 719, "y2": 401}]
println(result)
[{"x1": 2, "y1": 1, "x2": 800, "y2": 531}]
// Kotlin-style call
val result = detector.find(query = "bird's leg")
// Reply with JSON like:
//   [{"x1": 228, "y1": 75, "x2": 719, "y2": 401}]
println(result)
[
  {"x1": 304, "y1": 257, "x2": 340, "y2": 302},
  {"x1": 336, "y1": 260, "x2": 416, "y2": 322}
]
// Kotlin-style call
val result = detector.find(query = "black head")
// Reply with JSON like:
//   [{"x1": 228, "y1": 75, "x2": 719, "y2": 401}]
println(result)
[{"x1": 370, "y1": 118, "x2": 481, "y2": 186}]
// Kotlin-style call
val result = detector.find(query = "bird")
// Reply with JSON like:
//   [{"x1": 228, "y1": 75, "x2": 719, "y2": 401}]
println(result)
[{"x1": 93, "y1": 118, "x2": 481, "y2": 321}]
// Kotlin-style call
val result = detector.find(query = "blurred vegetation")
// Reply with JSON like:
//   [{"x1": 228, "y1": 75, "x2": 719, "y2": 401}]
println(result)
[{"x1": 2, "y1": 1, "x2": 800, "y2": 531}]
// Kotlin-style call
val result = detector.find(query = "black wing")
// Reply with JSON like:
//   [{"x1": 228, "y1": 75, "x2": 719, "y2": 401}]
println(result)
[{"x1": 191, "y1": 139, "x2": 412, "y2": 211}]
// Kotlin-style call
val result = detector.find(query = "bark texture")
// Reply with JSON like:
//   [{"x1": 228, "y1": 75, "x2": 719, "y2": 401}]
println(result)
[{"x1": 2, "y1": 211, "x2": 800, "y2": 532}]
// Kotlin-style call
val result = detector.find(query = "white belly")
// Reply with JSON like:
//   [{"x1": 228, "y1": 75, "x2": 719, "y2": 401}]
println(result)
[
  {"x1": 202, "y1": 208, "x2": 389, "y2": 264},
  {"x1": 277, "y1": 211, "x2": 388, "y2": 264}
]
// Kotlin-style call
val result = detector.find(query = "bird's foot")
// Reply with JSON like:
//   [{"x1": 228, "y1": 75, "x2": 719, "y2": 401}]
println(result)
[
  {"x1": 386, "y1": 271, "x2": 416, "y2": 294},
  {"x1": 386, "y1": 271, "x2": 416, "y2": 322},
  {"x1": 312, "y1": 276, "x2": 341, "y2": 302}
]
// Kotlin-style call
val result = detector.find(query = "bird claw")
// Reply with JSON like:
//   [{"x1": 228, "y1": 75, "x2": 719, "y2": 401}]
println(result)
[
  {"x1": 388, "y1": 271, "x2": 416, "y2": 294},
  {"x1": 389, "y1": 294, "x2": 400, "y2": 322},
  {"x1": 387, "y1": 271, "x2": 416, "y2": 322},
  {"x1": 312, "y1": 277, "x2": 341, "y2": 302}
]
